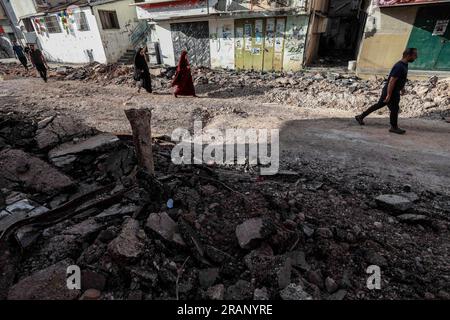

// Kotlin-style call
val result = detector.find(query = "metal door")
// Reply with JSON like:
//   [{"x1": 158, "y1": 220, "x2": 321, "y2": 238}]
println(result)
[{"x1": 171, "y1": 21, "x2": 211, "y2": 67}]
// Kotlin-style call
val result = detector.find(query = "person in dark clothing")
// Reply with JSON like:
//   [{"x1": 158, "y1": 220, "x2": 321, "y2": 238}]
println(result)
[
  {"x1": 134, "y1": 47, "x2": 152, "y2": 93},
  {"x1": 12, "y1": 41, "x2": 28, "y2": 71},
  {"x1": 29, "y1": 44, "x2": 49, "y2": 82},
  {"x1": 355, "y1": 48, "x2": 418, "y2": 135},
  {"x1": 172, "y1": 50, "x2": 197, "y2": 98}
]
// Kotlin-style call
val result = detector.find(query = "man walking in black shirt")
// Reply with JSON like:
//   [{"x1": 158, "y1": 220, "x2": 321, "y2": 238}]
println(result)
[
  {"x1": 29, "y1": 44, "x2": 49, "y2": 82},
  {"x1": 355, "y1": 48, "x2": 418, "y2": 134}
]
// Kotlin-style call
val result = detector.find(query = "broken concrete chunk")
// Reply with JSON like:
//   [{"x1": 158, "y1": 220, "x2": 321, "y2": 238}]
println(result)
[
  {"x1": 108, "y1": 218, "x2": 145, "y2": 262},
  {"x1": 325, "y1": 277, "x2": 339, "y2": 294},
  {"x1": 235, "y1": 217, "x2": 274, "y2": 249},
  {"x1": 36, "y1": 116, "x2": 97, "y2": 150},
  {"x1": 0, "y1": 210, "x2": 10, "y2": 220},
  {"x1": 7, "y1": 260, "x2": 80, "y2": 300},
  {"x1": 328, "y1": 289, "x2": 347, "y2": 300},
  {"x1": 48, "y1": 133, "x2": 120, "y2": 161},
  {"x1": 63, "y1": 218, "x2": 106, "y2": 240},
  {"x1": 146, "y1": 212, "x2": 185, "y2": 246},
  {"x1": 375, "y1": 194, "x2": 413, "y2": 213},
  {"x1": 280, "y1": 283, "x2": 312, "y2": 300},
  {"x1": 5, "y1": 199, "x2": 35, "y2": 214},
  {"x1": 0, "y1": 149, "x2": 75, "y2": 194}
]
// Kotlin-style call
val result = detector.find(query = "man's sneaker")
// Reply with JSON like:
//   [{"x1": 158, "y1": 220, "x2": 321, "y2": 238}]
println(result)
[
  {"x1": 355, "y1": 115, "x2": 365, "y2": 125},
  {"x1": 389, "y1": 127, "x2": 406, "y2": 134}
]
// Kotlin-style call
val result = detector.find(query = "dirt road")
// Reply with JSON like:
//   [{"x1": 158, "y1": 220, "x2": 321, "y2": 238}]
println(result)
[{"x1": 1, "y1": 76, "x2": 449, "y2": 194}]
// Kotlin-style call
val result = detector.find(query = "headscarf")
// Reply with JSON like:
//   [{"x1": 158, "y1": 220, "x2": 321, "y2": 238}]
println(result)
[
  {"x1": 176, "y1": 50, "x2": 189, "y2": 71},
  {"x1": 134, "y1": 48, "x2": 148, "y2": 70}
]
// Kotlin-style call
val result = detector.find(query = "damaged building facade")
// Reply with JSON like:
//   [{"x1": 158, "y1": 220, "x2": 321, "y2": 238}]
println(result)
[
  {"x1": 134, "y1": 0, "x2": 311, "y2": 71},
  {"x1": 357, "y1": 0, "x2": 450, "y2": 76},
  {"x1": 8, "y1": 0, "x2": 146, "y2": 64}
]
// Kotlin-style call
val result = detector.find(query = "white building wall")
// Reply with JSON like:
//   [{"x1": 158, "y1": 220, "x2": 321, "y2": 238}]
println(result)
[
  {"x1": 34, "y1": 7, "x2": 107, "y2": 63},
  {"x1": 153, "y1": 21, "x2": 175, "y2": 66},
  {"x1": 9, "y1": 0, "x2": 37, "y2": 19},
  {"x1": 93, "y1": 0, "x2": 139, "y2": 63},
  {"x1": 209, "y1": 18, "x2": 234, "y2": 69}
]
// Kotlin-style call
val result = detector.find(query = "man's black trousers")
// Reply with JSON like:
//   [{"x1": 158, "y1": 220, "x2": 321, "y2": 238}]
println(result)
[{"x1": 361, "y1": 87, "x2": 400, "y2": 128}]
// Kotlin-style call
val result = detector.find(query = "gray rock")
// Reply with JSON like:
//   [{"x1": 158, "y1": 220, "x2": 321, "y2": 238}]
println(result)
[
  {"x1": 375, "y1": 194, "x2": 413, "y2": 213},
  {"x1": 108, "y1": 218, "x2": 145, "y2": 262},
  {"x1": 207, "y1": 284, "x2": 225, "y2": 300},
  {"x1": 199, "y1": 268, "x2": 219, "y2": 288},
  {"x1": 280, "y1": 283, "x2": 312, "y2": 300},
  {"x1": 302, "y1": 224, "x2": 314, "y2": 238},
  {"x1": 254, "y1": 287, "x2": 270, "y2": 300},
  {"x1": 325, "y1": 277, "x2": 339, "y2": 293},
  {"x1": 397, "y1": 214, "x2": 429, "y2": 224},
  {"x1": 0, "y1": 210, "x2": 10, "y2": 220},
  {"x1": 146, "y1": 212, "x2": 185, "y2": 246},
  {"x1": 14, "y1": 225, "x2": 41, "y2": 249},
  {"x1": 6, "y1": 199, "x2": 35, "y2": 214},
  {"x1": 235, "y1": 217, "x2": 273, "y2": 249},
  {"x1": 307, "y1": 270, "x2": 324, "y2": 289},
  {"x1": 7, "y1": 260, "x2": 80, "y2": 300}
]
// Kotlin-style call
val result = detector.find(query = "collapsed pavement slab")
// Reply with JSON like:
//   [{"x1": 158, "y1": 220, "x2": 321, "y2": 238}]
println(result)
[{"x1": 36, "y1": 116, "x2": 97, "y2": 150}]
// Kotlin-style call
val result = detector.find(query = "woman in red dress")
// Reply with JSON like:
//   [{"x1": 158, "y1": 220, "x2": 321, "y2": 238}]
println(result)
[{"x1": 172, "y1": 50, "x2": 197, "y2": 98}]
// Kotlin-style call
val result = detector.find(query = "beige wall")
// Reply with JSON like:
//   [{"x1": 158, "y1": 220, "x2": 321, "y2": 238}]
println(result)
[{"x1": 356, "y1": 5, "x2": 418, "y2": 75}]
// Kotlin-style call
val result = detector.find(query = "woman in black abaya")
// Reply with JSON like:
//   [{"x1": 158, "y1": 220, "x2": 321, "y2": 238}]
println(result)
[{"x1": 134, "y1": 47, "x2": 152, "y2": 93}]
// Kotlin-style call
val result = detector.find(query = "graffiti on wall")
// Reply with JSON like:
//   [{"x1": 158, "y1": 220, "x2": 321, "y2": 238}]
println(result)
[{"x1": 376, "y1": 0, "x2": 450, "y2": 7}]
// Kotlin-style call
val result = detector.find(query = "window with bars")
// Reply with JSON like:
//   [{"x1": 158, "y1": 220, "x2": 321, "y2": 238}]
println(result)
[
  {"x1": 75, "y1": 12, "x2": 90, "y2": 31},
  {"x1": 98, "y1": 10, "x2": 120, "y2": 30},
  {"x1": 44, "y1": 15, "x2": 62, "y2": 33}
]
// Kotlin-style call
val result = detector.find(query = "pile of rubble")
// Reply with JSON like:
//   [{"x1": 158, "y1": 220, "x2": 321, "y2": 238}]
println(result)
[
  {"x1": 0, "y1": 110, "x2": 449, "y2": 300},
  {"x1": 2, "y1": 61, "x2": 449, "y2": 120}
]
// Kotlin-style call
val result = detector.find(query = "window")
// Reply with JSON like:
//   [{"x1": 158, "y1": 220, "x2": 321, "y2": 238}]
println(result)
[
  {"x1": 98, "y1": 10, "x2": 120, "y2": 30},
  {"x1": 44, "y1": 15, "x2": 62, "y2": 33},
  {"x1": 23, "y1": 18, "x2": 35, "y2": 32},
  {"x1": 75, "y1": 12, "x2": 89, "y2": 31}
]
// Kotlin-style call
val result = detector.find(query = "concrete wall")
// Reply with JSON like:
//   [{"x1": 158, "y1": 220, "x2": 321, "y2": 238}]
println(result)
[
  {"x1": 356, "y1": 5, "x2": 417, "y2": 75},
  {"x1": 9, "y1": 0, "x2": 37, "y2": 19},
  {"x1": 34, "y1": 7, "x2": 108, "y2": 63},
  {"x1": 93, "y1": 0, "x2": 139, "y2": 63},
  {"x1": 209, "y1": 18, "x2": 234, "y2": 69},
  {"x1": 283, "y1": 15, "x2": 309, "y2": 71}
]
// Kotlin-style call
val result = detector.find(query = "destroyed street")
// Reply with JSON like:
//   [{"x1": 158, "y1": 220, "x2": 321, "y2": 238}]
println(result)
[{"x1": 0, "y1": 62, "x2": 449, "y2": 301}]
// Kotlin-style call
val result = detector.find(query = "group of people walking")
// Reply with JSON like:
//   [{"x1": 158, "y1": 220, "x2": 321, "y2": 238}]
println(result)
[
  {"x1": 12, "y1": 41, "x2": 49, "y2": 82},
  {"x1": 12, "y1": 42, "x2": 418, "y2": 135},
  {"x1": 134, "y1": 47, "x2": 196, "y2": 98}
]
